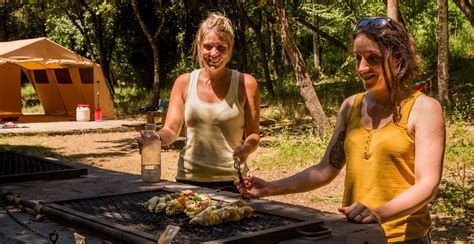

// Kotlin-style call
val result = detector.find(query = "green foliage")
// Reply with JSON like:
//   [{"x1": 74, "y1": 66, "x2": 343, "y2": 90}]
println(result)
[
  {"x1": 46, "y1": 16, "x2": 86, "y2": 53},
  {"x1": 404, "y1": 0, "x2": 473, "y2": 75},
  {"x1": 113, "y1": 84, "x2": 172, "y2": 117},
  {"x1": 113, "y1": 85, "x2": 150, "y2": 116},
  {"x1": 261, "y1": 75, "x2": 363, "y2": 121},
  {"x1": 277, "y1": 129, "x2": 329, "y2": 167},
  {"x1": 1, "y1": 1, "x2": 471, "y2": 92},
  {"x1": 433, "y1": 179, "x2": 473, "y2": 217},
  {"x1": 21, "y1": 83, "x2": 37, "y2": 100},
  {"x1": 294, "y1": 1, "x2": 355, "y2": 79},
  {"x1": 0, "y1": 3, "x2": 46, "y2": 40},
  {"x1": 20, "y1": 83, "x2": 43, "y2": 114},
  {"x1": 447, "y1": 6, "x2": 474, "y2": 59},
  {"x1": 404, "y1": 2, "x2": 438, "y2": 73},
  {"x1": 310, "y1": 195, "x2": 342, "y2": 204},
  {"x1": 444, "y1": 121, "x2": 473, "y2": 174},
  {"x1": 431, "y1": 119, "x2": 473, "y2": 217},
  {"x1": 446, "y1": 56, "x2": 473, "y2": 121},
  {"x1": 168, "y1": 55, "x2": 195, "y2": 85},
  {"x1": 256, "y1": 127, "x2": 331, "y2": 170},
  {"x1": 315, "y1": 80, "x2": 364, "y2": 117}
]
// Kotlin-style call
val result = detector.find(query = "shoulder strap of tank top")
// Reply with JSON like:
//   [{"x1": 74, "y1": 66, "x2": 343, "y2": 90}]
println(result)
[
  {"x1": 398, "y1": 90, "x2": 422, "y2": 127},
  {"x1": 186, "y1": 69, "x2": 200, "y2": 100},
  {"x1": 347, "y1": 92, "x2": 365, "y2": 126},
  {"x1": 229, "y1": 70, "x2": 240, "y2": 103}
]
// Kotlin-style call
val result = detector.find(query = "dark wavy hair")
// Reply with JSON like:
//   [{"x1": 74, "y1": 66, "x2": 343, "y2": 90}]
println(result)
[{"x1": 353, "y1": 17, "x2": 420, "y2": 123}]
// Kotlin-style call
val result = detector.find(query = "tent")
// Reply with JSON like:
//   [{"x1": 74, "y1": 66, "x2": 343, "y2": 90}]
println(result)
[{"x1": 0, "y1": 37, "x2": 116, "y2": 120}]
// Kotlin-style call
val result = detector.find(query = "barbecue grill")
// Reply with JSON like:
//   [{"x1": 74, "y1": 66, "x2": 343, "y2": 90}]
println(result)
[
  {"x1": 37, "y1": 188, "x2": 331, "y2": 243},
  {"x1": 0, "y1": 151, "x2": 87, "y2": 184}
]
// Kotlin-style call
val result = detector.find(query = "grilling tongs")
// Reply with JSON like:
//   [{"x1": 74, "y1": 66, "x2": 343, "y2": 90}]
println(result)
[{"x1": 233, "y1": 156, "x2": 245, "y2": 190}]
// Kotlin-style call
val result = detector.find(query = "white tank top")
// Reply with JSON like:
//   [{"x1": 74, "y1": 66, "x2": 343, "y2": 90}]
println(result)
[{"x1": 176, "y1": 69, "x2": 245, "y2": 182}]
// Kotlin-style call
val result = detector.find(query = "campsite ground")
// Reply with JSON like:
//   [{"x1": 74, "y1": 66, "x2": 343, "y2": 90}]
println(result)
[{"x1": 0, "y1": 126, "x2": 472, "y2": 242}]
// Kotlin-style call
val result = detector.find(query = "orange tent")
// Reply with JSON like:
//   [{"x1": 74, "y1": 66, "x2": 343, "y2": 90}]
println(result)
[{"x1": 0, "y1": 37, "x2": 116, "y2": 120}]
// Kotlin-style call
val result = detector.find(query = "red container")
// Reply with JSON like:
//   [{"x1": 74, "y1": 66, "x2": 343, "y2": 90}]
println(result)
[{"x1": 95, "y1": 108, "x2": 102, "y2": 121}]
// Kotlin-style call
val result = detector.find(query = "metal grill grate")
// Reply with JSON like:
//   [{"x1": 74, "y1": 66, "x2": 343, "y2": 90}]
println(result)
[
  {"x1": 0, "y1": 151, "x2": 87, "y2": 183},
  {"x1": 48, "y1": 189, "x2": 325, "y2": 243}
]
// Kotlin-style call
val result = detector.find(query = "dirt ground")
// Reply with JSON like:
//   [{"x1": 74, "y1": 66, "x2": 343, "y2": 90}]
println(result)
[{"x1": 1, "y1": 130, "x2": 472, "y2": 242}]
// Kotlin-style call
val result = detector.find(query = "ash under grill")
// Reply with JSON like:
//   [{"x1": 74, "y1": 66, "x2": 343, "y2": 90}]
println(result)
[
  {"x1": 46, "y1": 189, "x2": 326, "y2": 243},
  {"x1": 0, "y1": 151, "x2": 87, "y2": 184}
]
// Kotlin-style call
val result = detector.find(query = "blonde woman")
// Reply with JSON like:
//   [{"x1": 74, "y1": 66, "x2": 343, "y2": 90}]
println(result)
[{"x1": 141, "y1": 13, "x2": 260, "y2": 192}]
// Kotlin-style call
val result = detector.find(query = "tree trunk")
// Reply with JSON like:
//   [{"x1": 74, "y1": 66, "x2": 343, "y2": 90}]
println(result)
[
  {"x1": 62, "y1": 2, "x2": 117, "y2": 92},
  {"x1": 131, "y1": 0, "x2": 161, "y2": 107},
  {"x1": 346, "y1": 0, "x2": 358, "y2": 23},
  {"x1": 151, "y1": 45, "x2": 161, "y2": 107},
  {"x1": 253, "y1": 26, "x2": 275, "y2": 96},
  {"x1": 387, "y1": 0, "x2": 398, "y2": 21},
  {"x1": 312, "y1": 0, "x2": 321, "y2": 74},
  {"x1": 238, "y1": 21, "x2": 249, "y2": 71},
  {"x1": 274, "y1": 0, "x2": 328, "y2": 137},
  {"x1": 437, "y1": 0, "x2": 451, "y2": 108},
  {"x1": 237, "y1": 1, "x2": 274, "y2": 96},
  {"x1": 453, "y1": 0, "x2": 474, "y2": 26},
  {"x1": 295, "y1": 17, "x2": 348, "y2": 53},
  {"x1": 269, "y1": 22, "x2": 280, "y2": 80}
]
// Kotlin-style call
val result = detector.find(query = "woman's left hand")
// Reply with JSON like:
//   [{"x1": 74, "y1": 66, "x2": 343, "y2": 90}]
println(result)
[{"x1": 338, "y1": 202, "x2": 381, "y2": 224}]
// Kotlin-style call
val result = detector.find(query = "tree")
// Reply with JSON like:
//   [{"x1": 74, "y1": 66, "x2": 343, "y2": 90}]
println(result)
[
  {"x1": 56, "y1": 1, "x2": 121, "y2": 91},
  {"x1": 0, "y1": 3, "x2": 47, "y2": 41},
  {"x1": 237, "y1": 0, "x2": 275, "y2": 96},
  {"x1": 312, "y1": 0, "x2": 322, "y2": 76},
  {"x1": 437, "y1": 0, "x2": 451, "y2": 108},
  {"x1": 274, "y1": 0, "x2": 328, "y2": 137},
  {"x1": 452, "y1": 0, "x2": 474, "y2": 26},
  {"x1": 131, "y1": 0, "x2": 165, "y2": 107},
  {"x1": 387, "y1": 0, "x2": 399, "y2": 20},
  {"x1": 295, "y1": 17, "x2": 349, "y2": 53}
]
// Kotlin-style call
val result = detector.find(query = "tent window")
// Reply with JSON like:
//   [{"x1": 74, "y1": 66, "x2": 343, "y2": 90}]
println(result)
[
  {"x1": 55, "y1": 68, "x2": 73, "y2": 84},
  {"x1": 33, "y1": 70, "x2": 49, "y2": 84},
  {"x1": 79, "y1": 68, "x2": 94, "y2": 84}
]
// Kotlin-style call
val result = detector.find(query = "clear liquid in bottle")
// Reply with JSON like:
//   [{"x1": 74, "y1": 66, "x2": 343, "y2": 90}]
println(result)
[{"x1": 141, "y1": 129, "x2": 161, "y2": 182}]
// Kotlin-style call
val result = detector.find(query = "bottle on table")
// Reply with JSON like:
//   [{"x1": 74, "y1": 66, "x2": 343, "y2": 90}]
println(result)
[{"x1": 141, "y1": 124, "x2": 161, "y2": 182}]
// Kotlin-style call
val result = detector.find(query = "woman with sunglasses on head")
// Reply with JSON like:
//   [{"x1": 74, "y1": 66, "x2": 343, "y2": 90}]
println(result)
[
  {"x1": 236, "y1": 16, "x2": 445, "y2": 243},
  {"x1": 140, "y1": 12, "x2": 260, "y2": 193}
]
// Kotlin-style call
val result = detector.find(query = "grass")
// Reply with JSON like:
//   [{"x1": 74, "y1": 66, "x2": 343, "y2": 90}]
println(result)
[
  {"x1": 21, "y1": 83, "x2": 44, "y2": 114},
  {"x1": 310, "y1": 195, "x2": 342, "y2": 204},
  {"x1": 277, "y1": 130, "x2": 329, "y2": 166},
  {"x1": 432, "y1": 119, "x2": 473, "y2": 217},
  {"x1": 113, "y1": 85, "x2": 150, "y2": 116},
  {"x1": 113, "y1": 85, "x2": 172, "y2": 117}
]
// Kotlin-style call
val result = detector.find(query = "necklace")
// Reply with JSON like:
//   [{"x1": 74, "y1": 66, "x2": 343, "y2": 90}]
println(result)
[
  {"x1": 204, "y1": 78, "x2": 213, "y2": 90},
  {"x1": 202, "y1": 69, "x2": 230, "y2": 91}
]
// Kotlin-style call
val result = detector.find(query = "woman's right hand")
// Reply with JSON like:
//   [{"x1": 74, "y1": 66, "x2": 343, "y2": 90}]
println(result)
[
  {"x1": 234, "y1": 176, "x2": 272, "y2": 198},
  {"x1": 137, "y1": 130, "x2": 161, "y2": 154}
]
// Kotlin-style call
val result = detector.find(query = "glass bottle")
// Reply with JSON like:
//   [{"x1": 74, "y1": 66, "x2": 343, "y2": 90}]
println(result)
[{"x1": 141, "y1": 126, "x2": 161, "y2": 182}]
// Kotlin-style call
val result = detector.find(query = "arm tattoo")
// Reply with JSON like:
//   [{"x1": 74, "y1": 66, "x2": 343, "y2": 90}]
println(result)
[{"x1": 329, "y1": 131, "x2": 346, "y2": 170}]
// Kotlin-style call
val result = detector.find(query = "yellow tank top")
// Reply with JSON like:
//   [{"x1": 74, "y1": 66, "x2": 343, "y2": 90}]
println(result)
[
  {"x1": 176, "y1": 69, "x2": 246, "y2": 182},
  {"x1": 344, "y1": 91, "x2": 431, "y2": 242}
]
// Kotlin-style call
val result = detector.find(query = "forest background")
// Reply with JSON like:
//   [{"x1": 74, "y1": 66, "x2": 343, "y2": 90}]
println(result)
[{"x1": 0, "y1": 0, "x2": 472, "y2": 241}]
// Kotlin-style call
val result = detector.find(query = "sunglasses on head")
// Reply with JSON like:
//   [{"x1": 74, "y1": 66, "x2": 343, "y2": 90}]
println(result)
[{"x1": 355, "y1": 17, "x2": 394, "y2": 30}]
